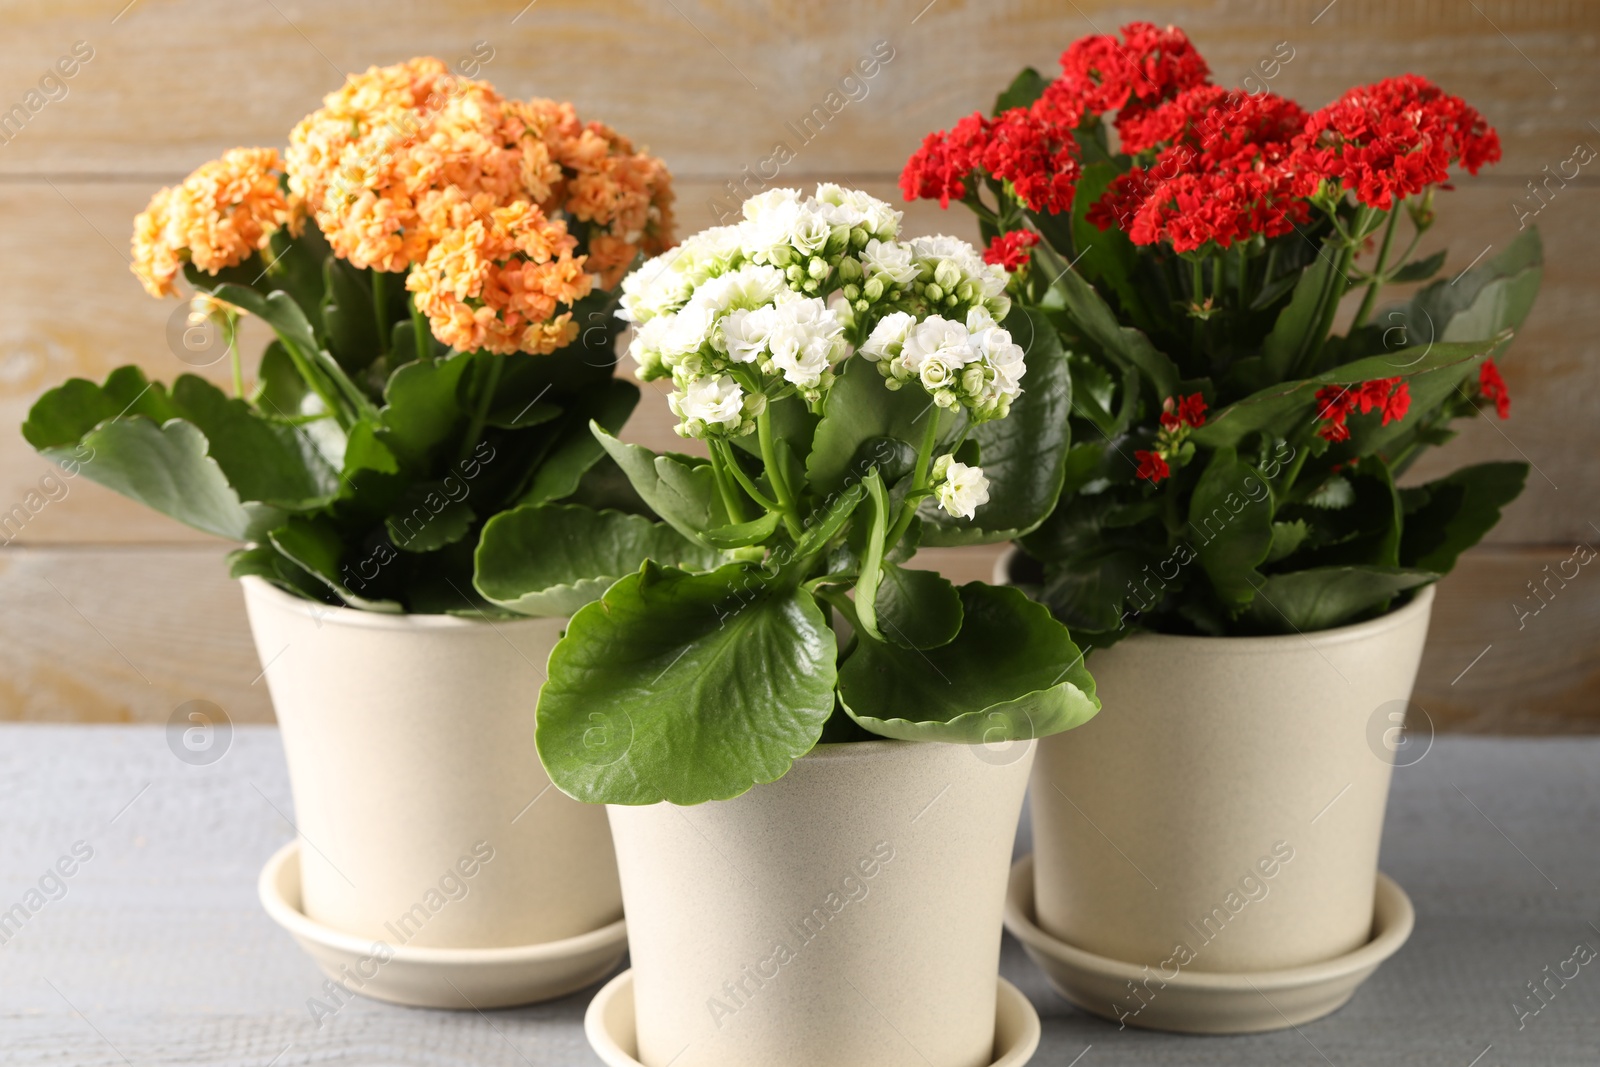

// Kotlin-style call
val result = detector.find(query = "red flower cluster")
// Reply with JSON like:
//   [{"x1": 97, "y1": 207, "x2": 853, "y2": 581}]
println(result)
[
  {"x1": 901, "y1": 108, "x2": 1081, "y2": 214},
  {"x1": 1137, "y1": 392, "x2": 1208, "y2": 483},
  {"x1": 1160, "y1": 392, "x2": 1208, "y2": 431},
  {"x1": 1135, "y1": 450, "x2": 1171, "y2": 483},
  {"x1": 984, "y1": 229, "x2": 1041, "y2": 272},
  {"x1": 1313, "y1": 378, "x2": 1411, "y2": 443},
  {"x1": 1294, "y1": 74, "x2": 1502, "y2": 210},
  {"x1": 1035, "y1": 21, "x2": 1210, "y2": 140},
  {"x1": 1090, "y1": 88, "x2": 1310, "y2": 253},
  {"x1": 1479, "y1": 358, "x2": 1511, "y2": 418}
]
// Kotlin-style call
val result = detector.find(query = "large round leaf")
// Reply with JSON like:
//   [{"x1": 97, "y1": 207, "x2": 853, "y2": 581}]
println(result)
[
  {"x1": 838, "y1": 583, "x2": 1099, "y2": 743},
  {"x1": 475, "y1": 504, "x2": 720, "y2": 617},
  {"x1": 536, "y1": 561, "x2": 837, "y2": 805},
  {"x1": 806, "y1": 357, "x2": 953, "y2": 494}
]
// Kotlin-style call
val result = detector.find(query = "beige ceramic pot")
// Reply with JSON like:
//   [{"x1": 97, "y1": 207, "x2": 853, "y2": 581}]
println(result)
[
  {"x1": 1019, "y1": 550, "x2": 1434, "y2": 988},
  {"x1": 606, "y1": 739, "x2": 1035, "y2": 1067},
  {"x1": 241, "y1": 576, "x2": 622, "y2": 953}
]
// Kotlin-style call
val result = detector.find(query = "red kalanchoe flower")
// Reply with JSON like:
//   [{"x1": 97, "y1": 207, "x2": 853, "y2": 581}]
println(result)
[
  {"x1": 1314, "y1": 378, "x2": 1411, "y2": 442},
  {"x1": 1294, "y1": 74, "x2": 1501, "y2": 210},
  {"x1": 1035, "y1": 21, "x2": 1210, "y2": 140},
  {"x1": 1479, "y1": 358, "x2": 1511, "y2": 418},
  {"x1": 902, "y1": 108, "x2": 1081, "y2": 215},
  {"x1": 1159, "y1": 391, "x2": 1208, "y2": 431},
  {"x1": 984, "y1": 229, "x2": 1041, "y2": 272},
  {"x1": 1135, "y1": 449, "x2": 1171, "y2": 483},
  {"x1": 900, "y1": 112, "x2": 990, "y2": 208},
  {"x1": 1089, "y1": 88, "x2": 1310, "y2": 252}
]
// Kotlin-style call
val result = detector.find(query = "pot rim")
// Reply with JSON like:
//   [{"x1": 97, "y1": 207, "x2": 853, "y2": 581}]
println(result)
[
  {"x1": 998, "y1": 547, "x2": 1435, "y2": 653},
  {"x1": 239, "y1": 574, "x2": 563, "y2": 632}
]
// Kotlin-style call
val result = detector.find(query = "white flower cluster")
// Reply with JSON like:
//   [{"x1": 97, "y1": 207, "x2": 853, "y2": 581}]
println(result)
[
  {"x1": 860, "y1": 305, "x2": 1026, "y2": 421},
  {"x1": 616, "y1": 185, "x2": 1015, "y2": 440},
  {"x1": 931, "y1": 454, "x2": 991, "y2": 521}
]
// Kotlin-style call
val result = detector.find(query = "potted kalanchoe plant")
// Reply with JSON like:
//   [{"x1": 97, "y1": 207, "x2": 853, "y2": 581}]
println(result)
[
  {"x1": 22, "y1": 57, "x2": 701, "y2": 1005},
  {"x1": 520, "y1": 185, "x2": 1096, "y2": 1067},
  {"x1": 904, "y1": 24, "x2": 1541, "y2": 1031}
]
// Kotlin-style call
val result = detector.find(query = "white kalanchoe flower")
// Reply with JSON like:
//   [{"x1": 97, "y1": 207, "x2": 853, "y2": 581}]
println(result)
[
  {"x1": 931, "y1": 455, "x2": 991, "y2": 521},
  {"x1": 860, "y1": 238, "x2": 919, "y2": 287},
  {"x1": 669, "y1": 374, "x2": 746, "y2": 438},
  {"x1": 766, "y1": 296, "x2": 847, "y2": 393},
  {"x1": 859, "y1": 311, "x2": 916, "y2": 366}
]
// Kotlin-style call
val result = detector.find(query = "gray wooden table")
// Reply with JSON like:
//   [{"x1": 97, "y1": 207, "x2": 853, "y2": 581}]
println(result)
[{"x1": 1, "y1": 726, "x2": 1594, "y2": 1066}]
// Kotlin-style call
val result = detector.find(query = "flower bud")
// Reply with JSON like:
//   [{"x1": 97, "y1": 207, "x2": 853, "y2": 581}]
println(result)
[
  {"x1": 786, "y1": 264, "x2": 805, "y2": 283},
  {"x1": 863, "y1": 277, "x2": 885, "y2": 301},
  {"x1": 808, "y1": 256, "x2": 829, "y2": 280},
  {"x1": 836, "y1": 256, "x2": 863, "y2": 282},
  {"x1": 934, "y1": 261, "x2": 961, "y2": 289},
  {"x1": 842, "y1": 284, "x2": 861, "y2": 301},
  {"x1": 925, "y1": 283, "x2": 944, "y2": 302},
  {"x1": 850, "y1": 226, "x2": 870, "y2": 249}
]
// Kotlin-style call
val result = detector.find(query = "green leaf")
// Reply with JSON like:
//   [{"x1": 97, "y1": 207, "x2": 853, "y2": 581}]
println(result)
[
  {"x1": 23, "y1": 366, "x2": 179, "y2": 448},
  {"x1": 1244, "y1": 566, "x2": 1437, "y2": 633},
  {"x1": 994, "y1": 66, "x2": 1050, "y2": 113},
  {"x1": 1191, "y1": 337, "x2": 1502, "y2": 450},
  {"x1": 476, "y1": 504, "x2": 720, "y2": 617},
  {"x1": 169, "y1": 375, "x2": 339, "y2": 509},
  {"x1": 536, "y1": 561, "x2": 837, "y2": 804},
  {"x1": 1260, "y1": 242, "x2": 1340, "y2": 381},
  {"x1": 384, "y1": 481, "x2": 475, "y2": 553},
  {"x1": 269, "y1": 515, "x2": 404, "y2": 611},
  {"x1": 252, "y1": 340, "x2": 314, "y2": 417},
  {"x1": 517, "y1": 379, "x2": 639, "y2": 508},
  {"x1": 1068, "y1": 162, "x2": 1154, "y2": 332},
  {"x1": 486, "y1": 400, "x2": 562, "y2": 430},
  {"x1": 838, "y1": 583, "x2": 1099, "y2": 742},
  {"x1": 376, "y1": 350, "x2": 472, "y2": 469},
  {"x1": 1401, "y1": 228, "x2": 1542, "y2": 345},
  {"x1": 1399, "y1": 461, "x2": 1527, "y2": 574},
  {"x1": 1188, "y1": 446, "x2": 1274, "y2": 612},
  {"x1": 321, "y1": 258, "x2": 379, "y2": 373},
  {"x1": 1266, "y1": 519, "x2": 1309, "y2": 564},
  {"x1": 1046, "y1": 255, "x2": 1181, "y2": 400},
  {"x1": 701, "y1": 510, "x2": 780, "y2": 549},
  {"x1": 853, "y1": 470, "x2": 889, "y2": 642},
  {"x1": 1389, "y1": 249, "x2": 1448, "y2": 284},
  {"x1": 921, "y1": 308, "x2": 1073, "y2": 545},
  {"x1": 1038, "y1": 545, "x2": 1154, "y2": 636},
  {"x1": 875, "y1": 564, "x2": 962, "y2": 649},
  {"x1": 806, "y1": 357, "x2": 952, "y2": 494},
  {"x1": 591, "y1": 423, "x2": 729, "y2": 546},
  {"x1": 43, "y1": 418, "x2": 281, "y2": 541}
]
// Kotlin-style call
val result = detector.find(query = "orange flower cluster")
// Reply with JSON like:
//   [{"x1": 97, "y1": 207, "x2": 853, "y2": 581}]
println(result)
[
  {"x1": 129, "y1": 148, "x2": 291, "y2": 298},
  {"x1": 406, "y1": 195, "x2": 593, "y2": 356},
  {"x1": 131, "y1": 57, "x2": 673, "y2": 358}
]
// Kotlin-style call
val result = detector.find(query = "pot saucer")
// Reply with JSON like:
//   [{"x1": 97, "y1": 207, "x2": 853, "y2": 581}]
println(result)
[
  {"x1": 259, "y1": 840, "x2": 627, "y2": 1009},
  {"x1": 585, "y1": 969, "x2": 1041, "y2": 1067},
  {"x1": 1003, "y1": 854, "x2": 1414, "y2": 1034}
]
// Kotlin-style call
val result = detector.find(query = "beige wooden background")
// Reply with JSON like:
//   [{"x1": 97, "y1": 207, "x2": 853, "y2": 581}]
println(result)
[{"x1": 0, "y1": 0, "x2": 1594, "y2": 731}]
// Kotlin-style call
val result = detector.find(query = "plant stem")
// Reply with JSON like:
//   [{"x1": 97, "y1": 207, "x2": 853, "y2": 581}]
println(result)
[
  {"x1": 886, "y1": 409, "x2": 941, "y2": 551},
  {"x1": 756, "y1": 409, "x2": 802, "y2": 538},
  {"x1": 409, "y1": 295, "x2": 430, "y2": 363},
  {"x1": 226, "y1": 310, "x2": 244, "y2": 398},
  {"x1": 1351, "y1": 208, "x2": 1399, "y2": 330},
  {"x1": 716, "y1": 439, "x2": 781, "y2": 514},
  {"x1": 371, "y1": 271, "x2": 390, "y2": 358},
  {"x1": 707, "y1": 442, "x2": 748, "y2": 525},
  {"x1": 457, "y1": 354, "x2": 503, "y2": 464}
]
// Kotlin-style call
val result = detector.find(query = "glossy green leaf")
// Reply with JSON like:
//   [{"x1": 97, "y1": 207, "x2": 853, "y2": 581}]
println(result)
[
  {"x1": 1244, "y1": 566, "x2": 1437, "y2": 633},
  {"x1": 322, "y1": 258, "x2": 379, "y2": 373},
  {"x1": 376, "y1": 350, "x2": 472, "y2": 469},
  {"x1": 1045, "y1": 252, "x2": 1181, "y2": 400},
  {"x1": 270, "y1": 515, "x2": 404, "y2": 611},
  {"x1": 476, "y1": 504, "x2": 720, "y2": 617},
  {"x1": 806, "y1": 357, "x2": 952, "y2": 494},
  {"x1": 994, "y1": 66, "x2": 1050, "y2": 113},
  {"x1": 536, "y1": 561, "x2": 837, "y2": 804},
  {"x1": 838, "y1": 583, "x2": 1099, "y2": 742},
  {"x1": 517, "y1": 379, "x2": 639, "y2": 508},
  {"x1": 701, "y1": 510, "x2": 781, "y2": 550},
  {"x1": 1189, "y1": 447, "x2": 1274, "y2": 612},
  {"x1": 1389, "y1": 249, "x2": 1448, "y2": 284},
  {"x1": 591, "y1": 422, "x2": 728, "y2": 546},
  {"x1": 1260, "y1": 240, "x2": 1340, "y2": 381},
  {"x1": 875, "y1": 563, "x2": 962, "y2": 650},
  {"x1": 384, "y1": 481, "x2": 475, "y2": 553},
  {"x1": 1399, "y1": 461, "x2": 1528, "y2": 574}
]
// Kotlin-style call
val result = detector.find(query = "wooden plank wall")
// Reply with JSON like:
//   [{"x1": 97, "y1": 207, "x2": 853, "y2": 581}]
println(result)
[{"x1": 0, "y1": 0, "x2": 1594, "y2": 730}]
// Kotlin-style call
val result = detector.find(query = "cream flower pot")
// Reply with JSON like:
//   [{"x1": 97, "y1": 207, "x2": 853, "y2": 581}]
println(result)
[
  {"x1": 605, "y1": 739, "x2": 1035, "y2": 1067},
  {"x1": 1006, "y1": 540, "x2": 1433, "y2": 1024},
  {"x1": 241, "y1": 576, "x2": 622, "y2": 954}
]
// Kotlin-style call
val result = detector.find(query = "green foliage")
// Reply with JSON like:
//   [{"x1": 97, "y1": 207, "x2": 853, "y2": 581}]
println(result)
[{"x1": 23, "y1": 215, "x2": 660, "y2": 617}]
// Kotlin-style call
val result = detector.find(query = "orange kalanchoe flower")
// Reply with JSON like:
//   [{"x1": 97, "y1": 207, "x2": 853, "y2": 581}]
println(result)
[
  {"x1": 130, "y1": 147, "x2": 291, "y2": 298},
  {"x1": 407, "y1": 195, "x2": 593, "y2": 356}
]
